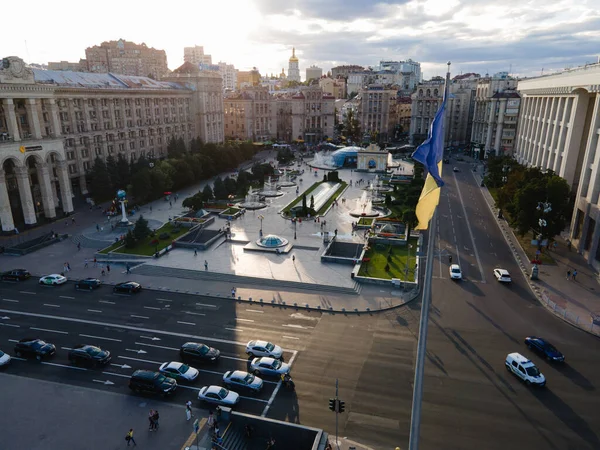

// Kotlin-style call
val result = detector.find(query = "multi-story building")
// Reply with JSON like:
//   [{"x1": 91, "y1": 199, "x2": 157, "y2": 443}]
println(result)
[
  {"x1": 331, "y1": 65, "x2": 365, "y2": 79},
  {"x1": 274, "y1": 95, "x2": 293, "y2": 142},
  {"x1": 306, "y1": 65, "x2": 322, "y2": 82},
  {"x1": 409, "y1": 78, "x2": 445, "y2": 145},
  {"x1": 288, "y1": 48, "x2": 301, "y2": 83},
  {"x1": 85, "y1": 39, "x2": 169, "y2": 79},
  {"x1": 471, "y1": 73, "x2": 519, "y2": 156},
  {"x1": 347, "y1": 71, "x2": 376, "y2": 96},
  {"x1": 223, "y1": 87, "x2": 276, "y2": 141},
  {"x1": 388, "y1": 96, "x2": 412, "y2": 139},
  {"x1": 218, "y1": 62, "x2": 237, "y2": 92},
  {"x1": 319, "y1": 77, "x2": 347, "y2": 99},
  {"x1": 277, "y1": 87, "x2": 334, "y2": 143},
  {"x1": 0, "y1": 57, "x2": 222, "y2": 232},
  {"x1": 356, "y1": 85, "x2": 396, "y2": 143},
  {"x1": 236, "y1": 68, "x2": 261, "y2": 89},
  {"x1": 48, "y1": 60, "x2": 85, "y2": 72},
  {"x1": 514, "y1": 63, "x2": 600, "y2": 268},
  {"x1": 183, "y1": 45, "x2": 212, "y2": 66}
]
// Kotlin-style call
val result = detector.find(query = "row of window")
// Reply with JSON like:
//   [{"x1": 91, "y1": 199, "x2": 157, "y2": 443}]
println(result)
[{"x1": 57, "y1": 97, "x2": 189, "y2": 109}]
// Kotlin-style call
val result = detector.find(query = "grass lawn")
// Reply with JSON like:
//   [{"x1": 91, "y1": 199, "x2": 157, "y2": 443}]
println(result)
[
  {"x1": 357, "y1": 238, "x2": 419, "y2": 280},
  {"x1": 221, "y1": 207, "x2": 241, "y2": 215},
  {"x1": 281, "y1": 182, "x2": 322, "y2": 215},
  {"x1": 98, "y1": 223, "x2": 190, "y2": 256},
  {"x1": 358, "y1": 217, "x2": 375, "y2": 226}
]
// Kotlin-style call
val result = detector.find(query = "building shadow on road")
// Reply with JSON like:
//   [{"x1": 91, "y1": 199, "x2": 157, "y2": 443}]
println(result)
[
  {"x1": 456, "y1": 278, "x2": 486, "y2": 297},
  {"x1": 466, "y1": 301, "x2": 521, "y2": 345},
  {"x1": 531, "y1": 388, "x2": 600, "y2": 448},
  {"x1": 556, "y1": 364, "x2": 595, "y2": 392}
]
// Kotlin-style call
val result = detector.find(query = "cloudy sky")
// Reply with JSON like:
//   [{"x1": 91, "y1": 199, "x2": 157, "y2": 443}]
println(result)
[{"x1": 2, "y1": 0, "x2": 599, "y2": 80}]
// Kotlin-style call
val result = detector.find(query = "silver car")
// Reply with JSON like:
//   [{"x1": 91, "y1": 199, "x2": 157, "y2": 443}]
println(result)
[
  {"x1": 197, "y1": 385, "x2": 240, "y2": 406},
  {"x1": 159, "y1": 361, "x2": 199, "y2": 382},
  {"x1": 246, "y1": 340, "x2": 283, "y2": 359},
  {"x1": 0, "y1": 350, "x2": 11, "y2": 367},
  {"x1": 250, "y1": 357, "x2": 290, "y2": 377},
  {"x1": 223, "y1": 370, "x2": 263, "y2": 393}
]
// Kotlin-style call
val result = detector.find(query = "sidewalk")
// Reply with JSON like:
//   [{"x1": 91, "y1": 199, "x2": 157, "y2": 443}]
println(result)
[{"x1": 472, "y1": 167, "x2": 600, "y2": 337}]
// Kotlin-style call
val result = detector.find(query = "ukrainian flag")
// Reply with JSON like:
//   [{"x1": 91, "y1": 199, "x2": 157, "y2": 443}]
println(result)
[{"x1": 411, "y1": 75, "x2": 448, "y2": 230}]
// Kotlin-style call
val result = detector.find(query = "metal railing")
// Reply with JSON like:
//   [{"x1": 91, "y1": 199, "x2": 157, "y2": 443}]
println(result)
[{"x1": 540, "y1": 291, "x2": 599, "y2": 336}]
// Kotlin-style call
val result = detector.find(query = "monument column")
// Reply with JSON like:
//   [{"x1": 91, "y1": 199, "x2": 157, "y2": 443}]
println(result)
[
  {"x1": 26, "y1": 98, "x2": 43, "y2": 139},
  {"x1": 47, "y1": 98, "x2": 62, "y2": 138},
  {"x1": 15, "y1": 166, "x2": 37, "y2": 225},
  {"x1": 2, "y1": 98, "x2": 21, "y2": 141},
  {"x1": 56, "y1": 160, "x2": 74, "y2": 213},
  {"x1": 0, "y1": 169, "x2": 15, "y2": 231},
  {"x1": 36, "y1": 162, "x2": 57, "y2": 219}
]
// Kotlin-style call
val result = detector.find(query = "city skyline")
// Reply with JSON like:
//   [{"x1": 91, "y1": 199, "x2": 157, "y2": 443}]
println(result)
[{"x1": 2, "y1": 0, "x2": 600, "y2": 79}]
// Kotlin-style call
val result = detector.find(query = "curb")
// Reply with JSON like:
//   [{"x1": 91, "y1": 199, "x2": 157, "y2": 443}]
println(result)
[{"x1": 475, "y1": 173, "x2": 600, "y2": 338}]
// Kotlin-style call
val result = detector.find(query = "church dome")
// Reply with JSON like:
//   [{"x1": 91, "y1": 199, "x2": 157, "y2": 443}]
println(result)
[{"x1": 289, "y1": 47, "x2": 299, "y2": 62}]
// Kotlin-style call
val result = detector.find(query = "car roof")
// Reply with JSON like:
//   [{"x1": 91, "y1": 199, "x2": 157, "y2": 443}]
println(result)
[
  {"x1": 450, "y1": 264, "x2": 460, "y2": 270},
  {"x1": 205, "y1": 385, "x2": 223, "y2": 394},
  {"x1": 229, "y1": 370, "x2": 248, "y2": 378},
  {"x1": 258, "y1": 357, "x2": 276, "y2": 364},
  {"x1": 166, "y1": 361, "x2": 183, "y2": 370},
  {"x1": 496, "y1": 269, "x2": 510, "y2": 275},
  {"x1": 508, "y1": 352, "x2": 535, "y2": 366},
  {"x1": 132, "y1": 369, "x2": 159, "y2": 379},
  {"x1": 251, "y1": 340, "x2": 270, "y2": 347}
]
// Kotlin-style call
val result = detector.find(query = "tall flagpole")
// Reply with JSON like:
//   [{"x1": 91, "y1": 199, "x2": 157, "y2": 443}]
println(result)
[{"x1": 408, "y1": 61, "x2": 451, "y2": 450}]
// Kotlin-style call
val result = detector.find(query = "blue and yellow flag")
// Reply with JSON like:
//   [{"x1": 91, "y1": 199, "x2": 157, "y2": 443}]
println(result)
[{"x1": 411, "y1": 69, "x2": 449, "y2": 230}]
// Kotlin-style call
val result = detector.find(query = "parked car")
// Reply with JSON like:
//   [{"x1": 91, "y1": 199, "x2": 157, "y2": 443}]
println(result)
[
  {"x1": 223, "y1": 370, "x2": 263, "y2": 393},
  {"x1": 129, "y1": 370, "x2": 177, "y2": 396},
  {"x1": 14, "y1": 338, "x2": 56, "y2": 361},
  {"x1": 505, "y1": 352, "x2": 546, "y2": 387},
  {"x1": 68, "y1": 344, "x2": 111, "y2": 367},
  {"x1": 197, "y1": 385, "x2": 240, "y2": 406},
  {"x1": 449, "y1": 264, "x2": 462, "y2": 280},
  {"x1": 113, "y1": 281, "x2": 142, "y2": 294},
  {"x1": 453, "y1": 167, "x2": 460, "y2": 172},
  {"x1": 493, "y1": 269, "x2": 512, "y2": 283},
  {"x1": 1, "y1": 269, "x2": 31, "y2": 281},
  {"x1": 524, "y1": 337, "x2": 565, "y2": 362},
  {"x1": 180, "y1": 342, "x2": 220, "y2": 363},
  {"x1": 39, "y1": 274, "x2": 67, "y2": 286},
  {"x1": 159, "y1": 361, "x2": 199, "y2": 382},
  {"x1": 0, "y1": 350, "x2": 11, "y2": 367},
  {"x1": 75, "y1": 278, "x2": 101, "y2": 290},
  {"x1": 250, "y1": 357, "x2": 290, "y2": 377},
  {"x1": 246, "y1": 340, "x2": 283, "y2": 359}
]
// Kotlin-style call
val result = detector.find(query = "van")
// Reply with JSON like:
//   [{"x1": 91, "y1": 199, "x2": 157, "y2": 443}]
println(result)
[
  {"x1": 129, "y1": 370, "x2": 177, "y2": 396},
  {"x1": 505, "y1": 353, "x2": 546, "y2": 387}
]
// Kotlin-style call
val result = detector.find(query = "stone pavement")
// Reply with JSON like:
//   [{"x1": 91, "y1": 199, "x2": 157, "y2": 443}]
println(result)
[{"x1": 466, "y1": 157, "x2": 600, "y2": 337}]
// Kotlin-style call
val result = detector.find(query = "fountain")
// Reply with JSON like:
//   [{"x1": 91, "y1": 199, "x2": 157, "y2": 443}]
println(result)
[
  {"x1": 310, "y1": 151, "x2": 339, "y2": 169},
  {"x1": 258, "y1": 176, "x2": 283, "y2": 197},
  {"x1": 116, "y1": 189, "x2": 133, "y2": 227},
  {"x1": 349, "y1": 191, "x2": 382, "y2": 218},
  {"x1": 256, "y1": 234, "x2": 289, "y2": 248},
  {"x1": 366, "y1": 174, "x2": 392, "y2": 196},
  {"x1": 239, "y1": 187, "x2": 267, "y2": 210},
  {"x1": 277, "y1": 172, "x2": 297, "y2": 188}
]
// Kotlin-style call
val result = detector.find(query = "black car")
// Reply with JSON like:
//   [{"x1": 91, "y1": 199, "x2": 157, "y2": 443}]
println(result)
[
  {"x1": 129, "y1": 370, "x2": 177, "y2": 396},
  {"x1": 75, "y1": 278, "x2": 102, "y2": 290},
  {"x1": 1, "y1": 269, "x2": 31, "y2": 281},
  {"x1": 180, "y1": 342, "x2": 220, "y2": 364},
  {"x1": 113, "y1": 281, "x2": 142, "y2": 294},
  {"x1": 14, "y1": 338, "x2": 56, "y2": 361},
  {"x1": 68, "y1": 344, "x2": 111, "y2": 366},
  {"x1": 524, "y1": 336, "x2": 565, "y2": 362}
]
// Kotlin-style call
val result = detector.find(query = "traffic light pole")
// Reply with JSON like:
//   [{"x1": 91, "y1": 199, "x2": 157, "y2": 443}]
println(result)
[{"x1": 335, "y1": 378, "x2": 339, "y2": 449}]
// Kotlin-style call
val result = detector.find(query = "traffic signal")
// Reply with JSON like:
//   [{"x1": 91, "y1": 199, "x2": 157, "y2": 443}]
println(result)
[
  {"x1": 338, "y1": 400, "x2": 345, "y2": 413},
  {"x1": 328, "y1": 398, "x2": 336, "y2": 411}
]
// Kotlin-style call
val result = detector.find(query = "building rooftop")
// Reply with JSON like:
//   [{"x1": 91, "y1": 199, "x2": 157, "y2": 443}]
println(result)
[{"x1": 33, "y1": 69, "x2": 186, "y2": 90}]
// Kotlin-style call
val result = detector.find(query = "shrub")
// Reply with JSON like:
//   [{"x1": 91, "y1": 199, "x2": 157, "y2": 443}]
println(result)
[{"x1": 159, "y1": 232, "x2": 170, "y2": 240}]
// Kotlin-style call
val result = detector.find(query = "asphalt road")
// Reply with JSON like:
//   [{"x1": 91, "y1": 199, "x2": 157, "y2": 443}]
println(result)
[{"x1": 1, "y1": 162, "x2": 599, "y2": 450}]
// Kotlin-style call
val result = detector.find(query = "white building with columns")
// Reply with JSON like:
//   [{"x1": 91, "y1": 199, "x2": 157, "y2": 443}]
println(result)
[
  {"x1": 514, "y1": 63, "x2": 600, "y2": 269},
  {"x1": 0, "y1": 57, "x2": 223, "y2": 233}
]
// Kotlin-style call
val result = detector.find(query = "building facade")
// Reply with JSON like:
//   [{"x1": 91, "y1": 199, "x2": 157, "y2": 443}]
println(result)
[
  {"x1": 48, "y1": 61, "x2": 85, "y2": 72},
  {"x1": 319, "y1": 77, "x2": 347, "y2": 99},
  {"x1": 409, "y1": 78, "x2": 444, "y2": 145},
  {"x1": 85, "y1": 39, "x2": 169, "y2": 79},
  {"x1": 514, "y1": 64, "x2": 600, "y2": 269},
  {"x1": 288, "y1": 87, "x2": 335, "y2": 143},
  {"x1": 0, "y1": 57, "x2": 222, "y2": 232},
  {"x1": 288, "y1": 48, "x2": 301, "y2": 83},
  {"x1": 218, "y1": 62, "x2": 237, "y2": 92},
  {"x1": 183, "y1": 46, "x2": 212, "y2": 66},
  {"x1": 471, "y1": 73, "x2": 519, "y2": 156},
  {"x1": 357, "y1": 85, "x2": 396, "y2": 143},
  {"x1": 331, "y1": 65, "x2": 365, "y2": 79},
  {"x1": 224, "y1": 87, "x2": 276, "y2": 141},
  {"x1": 306, "y1": 65, "x2": 323, "y2": 82}
]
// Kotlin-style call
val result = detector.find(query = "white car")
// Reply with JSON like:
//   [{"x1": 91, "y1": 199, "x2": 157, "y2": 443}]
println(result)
[
  {"x1": 39, "y1": 274, "x2": 67, "y2": 286},
  {"x1": 159, "y1": 361, "x2": 199, "y2": 382},
  {"x1": 494, "y1": 269, "x2": 512, "y2": 283},
  {"x1": 197, "y1": 385, "x2": 240, "y2": 406},
  {"x1": 449, "y1": 264, "x2": 462, "y2": 280},
  {"x1": 505, "y1": 352, "x2": 546, "y2": 387},
  {"x1": 223, "y1": 370, "x2": 263, "y2": 393},
  {"x1": 250, "y1": 357, "x2": 290, "y2": 377},
  {"x1": 0, "y1": 350, "x2": 11, "y2": 367},
  {"x1": 246, "y1": 340, "x2": 283, "y2": 359}
]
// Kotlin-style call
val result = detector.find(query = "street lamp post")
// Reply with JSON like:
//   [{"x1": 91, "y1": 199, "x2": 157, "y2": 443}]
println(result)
[
  {"x1": 536, "y1": 201, "x2": 552, "y2": 249},
  {"x1": 258, "y1": 214, "x2": 264, "y2": 237}
]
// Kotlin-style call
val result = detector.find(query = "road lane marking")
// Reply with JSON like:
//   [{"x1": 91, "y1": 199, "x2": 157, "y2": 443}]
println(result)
[
  {"x1": 93, "y1": 379, "x2": 115, "y2": 385},
  {"x1": 30, "y1": 327, "x2": 68, "y2": 334},
  {"x1": 42, "y1": 361, "x2": 87, "y2": 371},
  {"x1": 0, "y1": 323, "x2": 19, "y2": 328},
  {"x1": 225, "y1": 327, "x2": 243, "y2": 332},
  {"x1": 282, "y1": 324, "x2": 313, "y2": 329},
  {"x1": 125, "y1": 348, "x2": 147, "y2": 354},
  {"x1": 139, "y1": 336, "x2": 161, "y2": 341},
  {"x1": 110, "y1": 363, "x2": 132, "y2": 369},
  {"x1": 118, "y1": 355, "x2": 161, "y2": 365},
  {"x1": 262, "y1": 349, "x2": 298, "y2": 417},
  {"x1": 99, "y1": 300, "x2": 116, "y2": 305},
  {"x1": 80, "y1": 334, "x2": 122, "y2": 342},
  {"x1": 130, "y1": 314, "x2": 149, "y2": 319},
  {"x1": 60, "y1": 296, "x2": 75, "y2": 300},
  {"x1": 246, "y1": 309, "x2": 264, "y2": 313},
  {"x1": 135, "y1": 342, "x2": 179, "y2": 351},
  {"x1": 43, "y1": 304, "x2": 61, "y2": 308},
  {"x1": 156, "y1": 298, "x2": 172, "y2": 302},
  {"x1": 61, "y1": 347, "x2": 73, "y2": 350},
  {"x1": 236, "y1": 318, "x2": 254, "y2": 323},
  {"x1": 196, "y1": 303, "x2": 217, "y2": 308},
  {"x1": 103, "y1": 371, "x2": 131, "y2": 379},
  {"x1": 19, "y1": 291, "x2": 36, "y2": 295},
  {"x1": 87, "y1": 309, "x2": 102, "y2": 313},
  {"x1": 220, "y1": 355, "x2": 249, "y2": 362},
  {"x1": 2, "y1": 299, "x2": 19, "y2": 303},
  {"x1": 182, "y1": 311, "x2": 206, "y2": 316},
  {"x1": 8, "y1": 339, "x2": 19, "y2": 343},
  {"x1": 144, "y1": 306, "x2": 161, "y2": 311},
  {"x1": 0, "y1": 309, "x2": 268, "y2": 347},
  {"x1": 282, "y1": 335, "x2": 300, "y2": 340},
  {"x1": 177, "y1": 321, "x2": 196, "y2": 326}
]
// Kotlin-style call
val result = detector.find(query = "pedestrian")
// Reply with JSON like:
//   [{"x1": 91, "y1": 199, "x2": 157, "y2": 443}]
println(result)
[
  {"x1": 152, "y1": 410, "x2": 159, "y2": 430},
  {"x1": 67, "y1": 262, "x2": 71, "y2": 271},
  {"x1": 126, "y1": 429, "x2": 136, "y2": 446},
  {"x1": 231, "y1": 287, "x2": 236, "y2": 298},
  {"x1": 567, "y1": 239, "x2": 572, "y2": 251},
  {"x1": 266, "y1": 437, "x2": 276, "y2": 449},
  {"x1": 169, "y1": 201, "x2": 172, "y2": 208},
  {"x1": 101, "y1": 268, "x2": 106, "y2": 276},
  {"x1": 106, "y1": 264, "x2": 110, "y2": 274},
  {"x1": 553, "y1": 241, "x2": 558, "y2": 251},
  {"x1": 566, "y1": 270, "x2": 571, "y2": 280},
  {"x1": 194, "y1": 249, "x2": 198, "y2": 257},
  {"x1": 77, "y1": 242, "x2": 81, "y2": 251},
  {"x1": 214, "y1": 423, "x2": 220, "y2": 437},
  {"x1": 186, "y1": 400, "x2": 193, "y2": 421},
  {"x1": 71, "y1": 216, "x2": 76, "y2": 225},
  {"x1": 204, "y1": 260, "x2": 208, "y2": 271},
  {"x1": 207, "y1": 410, "x2": 215, "y2": 429},
  {"x1": 572, "y1": 270, "x2": 578, "y2": 281},
  {"x1": 148, "y1": 409, "x2": 155, "y2": 431},
  {"x1": 292, "y1": 255, "x2": 295, "y2": 262},
  {"x1": 449, "y1": 255, "x2": 453, "y2": 264},
  {"x1": 96, "y1": 224, "x2": 100, "y2": 232},
  {"x1": 84, "y1": 259, "x2": 88, "y2": 268},
  {"x1": 93, "y1": 257, "x2": 97, "y2": 267},
  {"x1": 126, "y1": 263, "x2": 131, "y2": 274}
]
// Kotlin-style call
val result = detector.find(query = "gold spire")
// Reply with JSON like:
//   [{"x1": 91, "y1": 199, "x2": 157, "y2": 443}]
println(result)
[{"x1": 289, "y1": 47, "x2": 299, "y2": 63}]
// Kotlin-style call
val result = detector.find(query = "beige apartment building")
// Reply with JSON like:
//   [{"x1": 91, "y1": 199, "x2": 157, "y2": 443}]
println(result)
[
  {"x1": 514, "y1": 64, "x2": 600, "y2": 268},
  {"x1": 319, "y1": 77, "x2": 347, "y2": 99},
  {"x1": 289, "y1": 87, "x2": 335, "y2": 143},
  {"x1": 85, "y1": 39, "x2": 169, "y2": 79},
  {"x1": 0, "y1": 57, "x2": 222, "y2": 232},
  {"x1": 183, "y1": 46, "x2": 212, "y2": 66},
  {"x1": 357, "y1": 86, "x2": 396, "y2": 142},
  {"x1": 224, "y1": 87, "x2": 276, "y2": 141},
  {"x1": 389, "y1": 96, "x2": 412, "y2": 138}
]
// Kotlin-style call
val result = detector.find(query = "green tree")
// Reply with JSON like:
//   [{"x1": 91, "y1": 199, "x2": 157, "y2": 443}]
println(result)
[
  {"x1": 343, "y1": 109, "x2": 361, "y2": 143},
  {"x1": 87, "y1": 157, "x2": 113, "y2": 202},
  {"x1": 182, "y1": 192, "x2": 204, "y2": 211},
  {"x1": 124, "y1": 229, "x2": 137, "y2": 248},
  {"x1": 105, "y1": 155, "x2": 118, "y2": 191},
  {"x1": 202, "y1": 184, "x2": 213, "y2": 201},
  {"x1": 114, "y1": 153, "x2": 131, "y2": 189},
  {"x1": 302, "y1": 193, "x2": 307, "y2": 216},
  {"x1": 310, "y1": 195, "x2": 315, "y2": 209},
  {"x1": 402, "y1": 209, "x2": 418, "y2": 236},
  {"x1": 133, "y1": 215, "x2": 151, "y2": 241},
  {"x1": 212, "y1": 177, "x2": 227, "y2": 200},
  {"x1": 131, "y1": 168, "x2": 152, "y2": 203}
]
